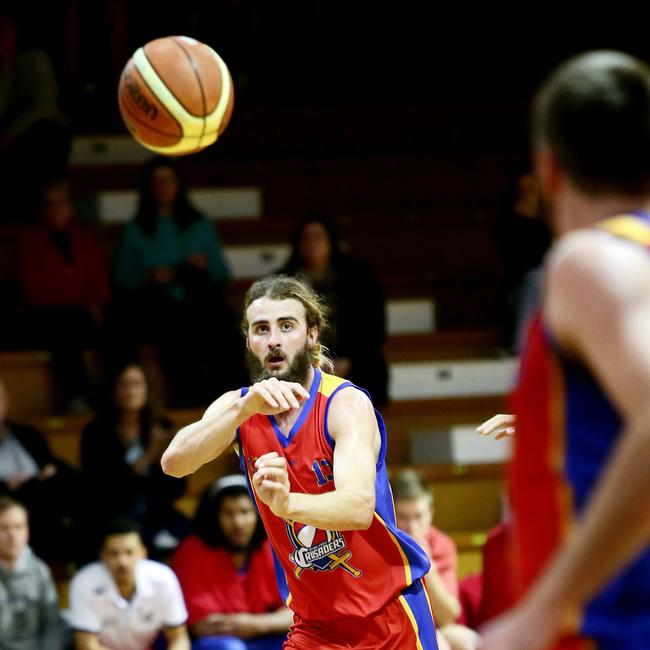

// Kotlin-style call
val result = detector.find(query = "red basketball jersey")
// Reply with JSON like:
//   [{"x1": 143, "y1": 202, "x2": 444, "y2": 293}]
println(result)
[{"x1": 237, "y1": 369, "x2": 430, "y2": 621}]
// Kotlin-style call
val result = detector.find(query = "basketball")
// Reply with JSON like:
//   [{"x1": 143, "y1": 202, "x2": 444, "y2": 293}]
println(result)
[{"x1": 117, "y1": 36, "x2": 234, "y2": 156}]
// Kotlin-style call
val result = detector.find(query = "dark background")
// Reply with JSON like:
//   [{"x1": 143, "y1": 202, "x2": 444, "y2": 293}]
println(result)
[
  {"x1": 10, "y1": 2, "x2": 650, "y2": 157},
  {"x1": 4, "y1": 1, "x2": 649, "y2": 331}
]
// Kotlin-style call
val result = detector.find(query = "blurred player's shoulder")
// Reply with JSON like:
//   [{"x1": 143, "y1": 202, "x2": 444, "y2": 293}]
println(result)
[{"x1": 547, "y1": 226, "x2": 650, "y2": 295}]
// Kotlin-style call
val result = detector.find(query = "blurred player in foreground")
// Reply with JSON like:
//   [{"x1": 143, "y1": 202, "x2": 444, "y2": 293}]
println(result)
[{"x1": 479, "y1": 51, "x2": 650, "y2": 649}]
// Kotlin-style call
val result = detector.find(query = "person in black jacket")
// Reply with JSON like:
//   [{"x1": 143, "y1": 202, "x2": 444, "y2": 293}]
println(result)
[
  {"x1": 279, "y1": 214, "x2": 388, "y2": 405},
  {"x1": 80, "y1": 362, "x2": 188, "y2": 559},
  {"x1": 0, "y1": 379, "x2": 85, "y2": 564}
]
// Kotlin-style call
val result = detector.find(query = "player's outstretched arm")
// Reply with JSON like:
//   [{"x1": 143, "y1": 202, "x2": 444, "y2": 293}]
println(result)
[
  {"x1": 162, "y1": 378, "x2": 309, "y2": 478},
  {"x1": 481, "y1": 231, "x2": 650, "y2": 649},
  {"x1": 253, "y1": 386, "x2": 379, "y2": 530}
]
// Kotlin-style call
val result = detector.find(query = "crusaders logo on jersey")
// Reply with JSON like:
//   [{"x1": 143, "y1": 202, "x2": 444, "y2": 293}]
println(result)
[{"x1": 285, "y1": 521, "x2": 362, "y2": 578}]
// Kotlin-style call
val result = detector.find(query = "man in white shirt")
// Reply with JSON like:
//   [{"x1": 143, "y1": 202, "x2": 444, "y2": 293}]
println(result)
[{"x1": 68, "y1": 518, "x2": 190, "y2": 650}]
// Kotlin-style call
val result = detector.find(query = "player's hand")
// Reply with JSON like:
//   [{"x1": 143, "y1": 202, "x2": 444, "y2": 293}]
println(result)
[
  {"x1": 476, "y1": 413, "x2": 516, "y2": 439},
  {"x1": 241, "y1": 377, "x2": 309, "y2": 418},
  {"x1": 440, "y1": 624, "x2": 481, "y2": 650},
  {"x1": 478, "y1": 600, "x2": 560, "y2": 650},
  {"x1": 253, "y1": 452, "x2": 291, "y2": 518}
]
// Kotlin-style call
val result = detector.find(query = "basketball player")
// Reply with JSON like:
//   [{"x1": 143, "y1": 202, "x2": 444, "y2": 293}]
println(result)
[
  {"x1": 479, "y1": 51, "x2": 650, "y2": 649},
  {"x1": 162, "y1": 275, "x2": 439, "y2": 649}
]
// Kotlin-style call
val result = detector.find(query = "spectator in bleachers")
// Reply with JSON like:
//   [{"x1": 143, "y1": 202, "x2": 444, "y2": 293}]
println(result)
[
  {"x1": 112, "y1": 156, "x2": 243, "y2": 407},
  {"x1": 391, "y1": 469, "x2": 461, "y2": 625},
  {"x1": 279, "y1": 214, "x2": 388, "y2": 405},
  {"x1": 68, "y1": 517, "x2": 190, "y2": 650},
  {"x1": 18, "y1": 175, "x2": 110, "y2": 413},
  {"x1": 392, "y1": 470, "x2": 481, "y2": 650},
  {"x1": 0, "y1": 378, "x2": 88, "y2": 565},
  {"x1": 172, "y1": 474, "x2": 291, "y2": 650},
  {"x1": 493, "y1": 160, "x2": 551, "y2": 353},
  {"x1": 0, "y1": 496, "x2": 67, "y2": 649},
  {"x1": 80, "y1": 362, "x2": 188, "y2": 559},
  {"x1": 0, "y1": 12, "x2": 70, "y2": 219}
]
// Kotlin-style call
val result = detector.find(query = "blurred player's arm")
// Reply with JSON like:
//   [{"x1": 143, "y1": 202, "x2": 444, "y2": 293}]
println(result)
[
  {"x1": 162, "y1": 379, "x2": 309, "y2": 477},
  {"x1": 482, "y1": 231, "x2": 650, "y2": 648},
  {"x1": 253, "y1": 387, "x2": 379, "y2": 530},
  {"x1": 439, "y1": 623, "x2": 481, "y2": 650}
]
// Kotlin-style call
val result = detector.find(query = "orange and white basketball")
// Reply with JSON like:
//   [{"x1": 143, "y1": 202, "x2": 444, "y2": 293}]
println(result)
[{"x1": 117, "y1": 36, "x2": 234, "y2": 156}]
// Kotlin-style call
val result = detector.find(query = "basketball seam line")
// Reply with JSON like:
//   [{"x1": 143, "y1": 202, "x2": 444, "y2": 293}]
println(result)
[{"x1": 171, "y1": 37, "x2": 208, "y2": 146}]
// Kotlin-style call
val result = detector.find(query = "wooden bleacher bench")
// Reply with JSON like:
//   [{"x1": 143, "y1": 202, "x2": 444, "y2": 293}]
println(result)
[
  {"x1": 385, "y1": 330, "x2": 503, "y2": 363},
  {"x1": 0, "y1": 350, "x2": 58, "y2": 417}
]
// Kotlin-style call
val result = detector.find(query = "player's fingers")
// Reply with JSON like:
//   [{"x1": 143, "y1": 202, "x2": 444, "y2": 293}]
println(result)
[
  {"x1": 265, "y1": 384, "x2": 292, "y2": 410},
  {"x1": 256, "y1": 386, "x2": 279, "y2": 409},
  {"x1": 495, "y1": 427, "x2": 516, "y2": 439},
  {"x1": 254, "y1": 467, "x2": 287, "y2": 481},
  {"x1": 255, "y1": 452, "x2": 280, "y2": 468},
  {"x1": 256, "y1": 459, "x2": 287, "y2": 473},
  {"x1": 477, "y1": 414, "x2": 513, "y2": 434},
  {"x1": 261, "y1": 478, "x2": 285, "y2": 491},
  {"x1": 476, "y1": 414, "x2": 505, "y2": 433},
  {"x1": 276, "y1": 383, "x2": 302, "y2": 409},
  {"x1": 289, "y1": 382, "x2": 310, "y2": 401}
]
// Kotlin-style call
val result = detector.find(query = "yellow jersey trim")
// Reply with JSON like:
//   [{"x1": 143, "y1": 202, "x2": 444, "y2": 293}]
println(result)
[{"x1": 598, "y1": 215, "x2": 650, "y2": 246}]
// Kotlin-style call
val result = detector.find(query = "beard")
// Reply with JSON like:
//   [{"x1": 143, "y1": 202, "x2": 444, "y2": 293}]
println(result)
[{"x1": 246, "y1": 343, "x2": 313, "y2": 385}]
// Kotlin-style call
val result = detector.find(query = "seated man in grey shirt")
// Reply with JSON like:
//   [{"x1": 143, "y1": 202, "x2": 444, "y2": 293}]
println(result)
[
  {"x1": 0, "y1": 379, "x2": 87, "y2": 565},
  {"x1": 0, "y1": 496, "x2": 66, "y2": 650}
]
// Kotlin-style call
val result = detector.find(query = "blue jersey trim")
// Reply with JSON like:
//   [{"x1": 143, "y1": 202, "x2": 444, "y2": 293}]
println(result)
[
  {"x1": 268, "y1": 368, "x2": 321, "y2": 448},
  {"x1": 323, "y1": 382, "x2": 387, "y2": 470},
  {"x1": 400, "y1": 580, "x2": 439, "y2": 649},
  {"x1": 237, "y1": 388, "x2": 249, "y2": 473},
  {"x1": 322, "y1": 380, "x2": 353, "y2": 449},
  {"x1": 236, "y1": 431, "x2": 260, "y2": 514},
  {"x1": 270, "y1": 544, "x2": 291, "y2": 607}
]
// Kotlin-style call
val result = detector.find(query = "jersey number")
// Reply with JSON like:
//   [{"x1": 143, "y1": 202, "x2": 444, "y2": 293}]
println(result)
[{"x1": 312, "y1": 459, "x2": 334, "y2": 487}]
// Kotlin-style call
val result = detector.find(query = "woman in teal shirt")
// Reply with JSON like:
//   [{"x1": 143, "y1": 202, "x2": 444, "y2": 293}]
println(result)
[{"x1": 113, "y1": 157, "x2": 244, "y2": 406}]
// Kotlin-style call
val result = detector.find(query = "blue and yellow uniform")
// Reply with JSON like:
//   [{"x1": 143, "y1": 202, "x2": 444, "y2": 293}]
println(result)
[
  {"x1": 512, "y1": 212, "x2": 650, "y2": 649},
  {"x1": 237, "y1": 368, "x2": 439, "y2": 649}
]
